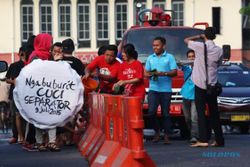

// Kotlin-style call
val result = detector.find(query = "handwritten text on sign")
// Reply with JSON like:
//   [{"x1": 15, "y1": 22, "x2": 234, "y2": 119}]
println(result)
[{"x1": 24, "y1": 76, "x2": 76, "y2": 115}]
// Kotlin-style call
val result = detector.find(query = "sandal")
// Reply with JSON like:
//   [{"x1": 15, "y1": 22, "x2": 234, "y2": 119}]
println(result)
[
  {"x1": 48, "y1": 142, "x2": 61, "y2": 152},
  {"x1": 38, "y1": 144, "x2": 48, "y2": 152}
]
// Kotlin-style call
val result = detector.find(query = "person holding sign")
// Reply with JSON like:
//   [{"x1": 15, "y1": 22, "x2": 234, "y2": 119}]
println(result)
[
  {"x1": 83, "y1": 45, "x2": 120, "y2": 94},
  {"x1": 26, "y1": 34, "x2": 61, "y2": 151}
]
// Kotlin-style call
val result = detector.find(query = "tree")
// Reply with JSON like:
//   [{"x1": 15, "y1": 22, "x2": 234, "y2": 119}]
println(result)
[
  {"x1": 240, "y1": 3, "x2": 250, "y2": 16},
  {"x1": 239, "y1": 3, "x2": 250, "y2": 28}
]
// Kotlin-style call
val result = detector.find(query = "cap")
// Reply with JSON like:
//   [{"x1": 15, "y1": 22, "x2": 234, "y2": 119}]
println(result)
[{"x1": 62, "y1": 38, "x2": 75, "y2": 54}]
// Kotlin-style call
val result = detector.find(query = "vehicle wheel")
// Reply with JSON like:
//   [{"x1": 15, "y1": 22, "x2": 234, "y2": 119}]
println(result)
[
  {"x1": 178, "y1": 117, "x2": 190, "y2": 139},
  {"x1": 239, "y1": 124, "x2": 250, "y2": 134}
]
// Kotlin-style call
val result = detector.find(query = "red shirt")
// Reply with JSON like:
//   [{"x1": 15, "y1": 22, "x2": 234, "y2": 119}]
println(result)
[
  {"x1": 87, "y1": 55, "x2": 120, "y2": 93},
  {"x1": 118, "y1": 60, "x2": 145, "y2": 100}
]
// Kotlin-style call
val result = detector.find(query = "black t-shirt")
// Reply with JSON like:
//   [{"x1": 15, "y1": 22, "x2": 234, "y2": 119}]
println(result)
[
  {"x1": 62, "y1": 56, "x2": 85, "y2": 76},
  {"x1": 5, "y1": 61, "x2": 25, "y2": 100}
]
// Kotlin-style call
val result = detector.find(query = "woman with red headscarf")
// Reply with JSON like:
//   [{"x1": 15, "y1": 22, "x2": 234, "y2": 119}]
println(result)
[
  {"x1": 26, "y1": 34, "x2": 61, "y2": 151},
  {"x1": 27, "y1": 33, "x2": 53, "y2": 64}
]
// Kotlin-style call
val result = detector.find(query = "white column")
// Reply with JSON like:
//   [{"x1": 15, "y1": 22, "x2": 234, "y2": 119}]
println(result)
[
  {"x1": 71, "y1": 0, "x2": 78, "y2": 49},
  {"x1": 33, "y1": 0, "x2": 39, "y2": 35},
  {"x1": 90, "y1": 0, "x2": 97, "y2": 50},
  {"x1": 109, "y1": 0, "x2": 115, "y2": 45},
  {"x1": 166, "y1": 0, "x2": 172, "y2": 10},
  {"x1": 127, "y1": 0, "x2": 134, "y2": 28},
  {"x1": 52, "y1": 0, "x2": 59, "y2": 42},
  {"x1": 14, "y1": 0, "x2": 21, "y2": 54},
  {"x1": 147, "y1": 0, "x2": 153, "y2": 9}
]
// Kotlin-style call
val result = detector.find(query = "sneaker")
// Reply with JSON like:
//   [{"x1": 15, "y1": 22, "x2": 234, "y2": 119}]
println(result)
[
  {"x1": 22, "y1": 143, "x2": 39, "y2": 152},
  {"x1": 8, "y1": 138, "x2": 17, "y2": 144},
  {"x1": 189, "y1": 137, "x2": 198, "y2": 144}
]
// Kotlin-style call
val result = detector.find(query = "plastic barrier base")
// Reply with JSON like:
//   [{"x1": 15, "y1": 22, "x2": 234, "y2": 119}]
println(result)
[{"x1": 91, "y1": 141, "x2": 121, "y2": 167}]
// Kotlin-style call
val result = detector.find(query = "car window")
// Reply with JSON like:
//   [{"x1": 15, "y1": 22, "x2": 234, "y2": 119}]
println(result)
[{"x1": 218, "y1": 69, "x2": 250, "y2": 87}]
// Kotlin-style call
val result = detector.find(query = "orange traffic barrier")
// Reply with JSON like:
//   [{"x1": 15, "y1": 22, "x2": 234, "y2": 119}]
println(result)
[
  {"x1": 78, "y1": 93, "x2": 103, "y2": 158},
  {"x1": 90, "y1": 94, "x2": 156, "y2": 167}
]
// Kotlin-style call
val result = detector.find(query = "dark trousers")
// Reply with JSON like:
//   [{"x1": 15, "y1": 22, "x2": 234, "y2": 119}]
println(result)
[
  {"x1": 148, "y1": 90, "x2": 172, "y2": 135},
  {"x1": 26, "y1": 123, "x2": 36, "y2": 144},
  {"x1": 195, "y1": 86, "x2": 224, "y2": 144},
  {"x1": 10, "y1": 100, "x2": 18, "y2": 139}
]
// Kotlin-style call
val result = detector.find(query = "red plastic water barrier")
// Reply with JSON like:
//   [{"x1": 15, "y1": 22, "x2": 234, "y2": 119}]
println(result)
[
  {"x1": 90, "y1": 94, "x2": 156, "y2": 167},
  {"x1": 78, "y1": 93, "x2": 105, "y2": 161}
]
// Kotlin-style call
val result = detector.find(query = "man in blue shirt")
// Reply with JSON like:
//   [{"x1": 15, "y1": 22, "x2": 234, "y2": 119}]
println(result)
[
  {"x1": 145, "y1": 37, "x2": 177, "y2": 144},
  {"x1": 180, "y1": 50, "x2": 198, "y2": 144}
]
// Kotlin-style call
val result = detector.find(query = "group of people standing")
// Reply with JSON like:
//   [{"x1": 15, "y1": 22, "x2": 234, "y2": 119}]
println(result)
[
  {"x1": 4, "y1": 26, "x2": 224, "y2": 153},
  {"x1": 6, "y1": 34, "x2": 85, "y2": 152}
]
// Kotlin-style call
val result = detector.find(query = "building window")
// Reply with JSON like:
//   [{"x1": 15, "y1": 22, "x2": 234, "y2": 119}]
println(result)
[
  {"x1": 59, "y1": 0, "x2": 71, "y2": 37},
  {"x1": 172, "y1": 1, "x2": 184, "y2": 26},
  {"x1": 21, "y1": 0, "x2": 34, "y2": 43},
  {"x1": 40, "y1": 0, "x2": 52, "y2": 34},
  {"x1": 153, "y1": 0, "x2": 166, "y2": 9},
  {"x1": 97, "y1": 0, "x2": 109, "y2": 47},
  {"x1": 78, "y1": 0, "x2": 90, "y2": 48},
  {"x1": 116, "y1": 1, "x2": 127, "y2": 43}
]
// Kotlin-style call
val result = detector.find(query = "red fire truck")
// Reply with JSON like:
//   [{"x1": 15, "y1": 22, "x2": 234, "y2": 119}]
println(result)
[{"x1": 119, "y1": 7, "x2": 219, "y2": 138}]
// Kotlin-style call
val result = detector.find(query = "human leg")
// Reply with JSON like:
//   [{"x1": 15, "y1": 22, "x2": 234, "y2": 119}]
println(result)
[
  {"x1": 160, "y1": 92, "x2": 172, "y2": 144},
  {"x1": 9, "y1": 100, "x2": 18, "y2": 143},
  {"x1": 190, "y1": 100, "x2": 198, "y2": 139},
  {"x1": 194, "y1": 86, "x2": 209, "y2": 143},
  {"x1": 48, "y1": 128, "x2": 60, "y2": 151},
  {"x1": 207, "y1": 94, "x2": 224, "y2": 146},
  {"x1": 160, "y1": 92, "x2": 172, "y2": 135},
  {"x1": 182, "y1": 98, "x2": 192, "y2": 131},
  {"x1": 148, "y1": 90, "x2": 161, "y2": 142}
]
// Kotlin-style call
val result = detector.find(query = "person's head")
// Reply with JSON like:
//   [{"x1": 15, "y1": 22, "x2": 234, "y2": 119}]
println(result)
[
  {"x1": 34, "y1": 33, "x2": 53, "y2": 52},
  {"x1": 25, "y1": 35, "x2": 36, "y2": 61},
  {"x1": 186, "y1": 49, "x2": 195, "y2": 60},
  {"x1": 18, "y1": 45, "x2": 27, "y2": 61},
  {"x1": 204, "y1": 27, "x2": 216, "y2": 40},
  {"x1": 153, "y1": 37, "x2": 166, "y2": 55},
  {"x1": 122, "y1": 43, "x2": 138, "y2": 61},
  {"x1": 62, "y1": 38, "x2": 75, "y2": 54},
  {"x1": 51, "y1": 42, "x2": 63, "y2": 60},
  {"x1": 98, "y1": 45, "x2": 107, "y2": 56},
  {"x1": 104, "y1": 45, "x2": 118, "y2": 64}
]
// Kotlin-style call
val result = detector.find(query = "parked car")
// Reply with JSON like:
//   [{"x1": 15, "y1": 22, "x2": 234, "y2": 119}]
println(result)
[{"x1": 218, "y1": 63, "x2": 250, "y2": 134}]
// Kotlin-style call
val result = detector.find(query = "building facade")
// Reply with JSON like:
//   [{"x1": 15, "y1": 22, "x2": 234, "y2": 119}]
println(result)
[{"x1": 0, "y1": 0, "x2": 249, "y2": 63}]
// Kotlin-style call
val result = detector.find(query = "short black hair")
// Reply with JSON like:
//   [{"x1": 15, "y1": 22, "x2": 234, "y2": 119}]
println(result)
[
  {"x1": 153, "y1": 36, "x2": 166, "y2": 45},
  {"x1": 52, "y1": 42, "x2": 62, "y2": 50},
  {"x1": 205, "y1": 27, "x2": 216, "y2": 40},
  {"x1": 98, "y1": 45, "x2": 107, "y2": 56},
  {"x1": 123, "y1": 43, "x2": 138, "y2": 60},
  {"x1": 186, "y1": 49, "x2": 195, "y2": 57},
  {"x1": 106, "y1": 45, "x2": 118, "y2": 57},
  {"x1": 62, "y1": 38, "x2": 75, "y2": 54}
]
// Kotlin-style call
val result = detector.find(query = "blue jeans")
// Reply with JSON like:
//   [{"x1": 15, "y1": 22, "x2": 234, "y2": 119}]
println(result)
[{"x1": 148, "y1": 90, "x2": 172, "y2": 135}]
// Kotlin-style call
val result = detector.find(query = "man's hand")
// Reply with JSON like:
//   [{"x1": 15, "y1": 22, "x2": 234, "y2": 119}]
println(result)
[
  {"x1": 53, "y1": 53, "x2": 63, "y2": 61},
  {"x1": 82, "y1": 73, "x2": 90, "y2": 80}
]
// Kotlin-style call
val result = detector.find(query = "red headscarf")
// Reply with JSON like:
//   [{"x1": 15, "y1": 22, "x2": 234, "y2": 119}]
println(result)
[{"x1": 27, "y1": 33, "x2": 52, "y2": 64}]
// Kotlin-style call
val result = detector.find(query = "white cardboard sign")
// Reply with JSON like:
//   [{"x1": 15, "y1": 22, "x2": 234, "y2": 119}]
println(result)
[{"x1": 13, "y1": 59, "x2": 84, "y2": 129}]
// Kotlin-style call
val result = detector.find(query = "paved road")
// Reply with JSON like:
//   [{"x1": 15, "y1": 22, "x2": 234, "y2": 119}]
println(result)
[{"x1": 1, "y1": 131, "x2": 250, "y2": 167}]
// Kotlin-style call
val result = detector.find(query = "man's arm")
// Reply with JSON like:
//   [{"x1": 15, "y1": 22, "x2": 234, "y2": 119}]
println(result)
[
  {"x1": 156, "y1": 69, "x2": 177, "y2": 77},
  {"x1": 184, "y1": 34, "x2": 205, "y2": 44}
]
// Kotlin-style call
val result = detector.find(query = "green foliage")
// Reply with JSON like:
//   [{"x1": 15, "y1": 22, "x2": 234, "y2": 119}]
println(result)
[{"x1": 239, "y1": 3, "x2": 250, "y2": 16}]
